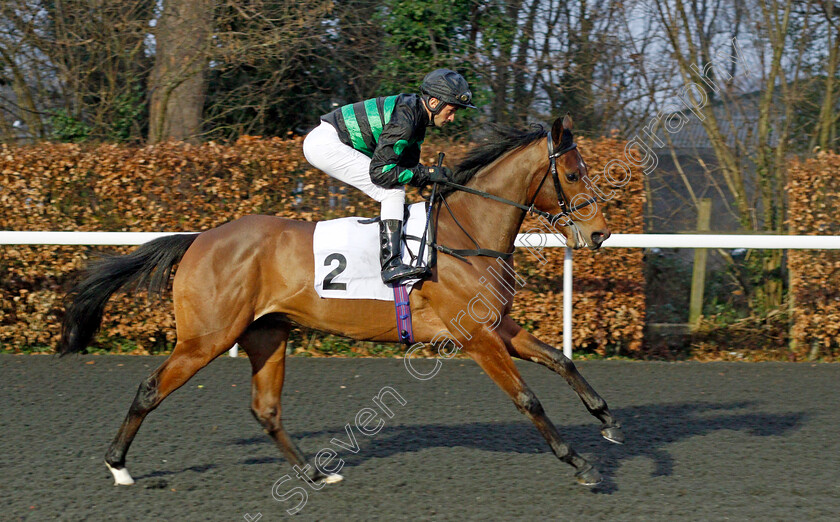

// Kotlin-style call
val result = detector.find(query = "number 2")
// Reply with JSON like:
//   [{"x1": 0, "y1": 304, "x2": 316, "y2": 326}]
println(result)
[{"x1": 323, "y1": 253, "x2": 347, "y2": 291}]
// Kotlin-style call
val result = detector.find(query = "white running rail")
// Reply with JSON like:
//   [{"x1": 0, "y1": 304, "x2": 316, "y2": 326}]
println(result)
[{"x1": 4, "y1": 231, "x2": 840, "y2": 358}]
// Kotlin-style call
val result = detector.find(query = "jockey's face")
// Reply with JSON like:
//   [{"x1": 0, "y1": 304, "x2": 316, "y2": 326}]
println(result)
[
  {"x1": 428, "y1": 98, "x2": 459, "y2": 126},
  {"x1": 436, "y1": 104, "x2": 458, "y2": 126}
]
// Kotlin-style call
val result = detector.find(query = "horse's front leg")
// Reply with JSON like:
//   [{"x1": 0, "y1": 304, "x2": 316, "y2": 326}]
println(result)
[
  {"x1": 498, "y1": 316, "x2": 624, "y2": 444},
  {"x1": 463, "y1": 328, "x2": 602, "y2": 486}
]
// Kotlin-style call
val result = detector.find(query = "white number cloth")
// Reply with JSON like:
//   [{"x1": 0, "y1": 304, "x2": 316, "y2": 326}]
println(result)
[{"x1": 313, "y1": 202, "x2": 431, "y2": 300}]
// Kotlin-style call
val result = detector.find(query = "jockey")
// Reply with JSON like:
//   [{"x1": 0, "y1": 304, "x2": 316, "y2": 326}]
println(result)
[{"x1": 303, "y1": 69, "x2": 477, "y2": 284}]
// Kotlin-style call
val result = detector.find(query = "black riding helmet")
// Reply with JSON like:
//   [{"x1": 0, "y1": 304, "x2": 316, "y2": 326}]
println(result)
[{"x1": 420, "y1": 69, "x2": 477, "y2": 123}]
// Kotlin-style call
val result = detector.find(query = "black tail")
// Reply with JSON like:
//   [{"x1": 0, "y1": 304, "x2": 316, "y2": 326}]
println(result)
[{"x1": 58, "y1": 233, "x2": 200, "y2": 355}]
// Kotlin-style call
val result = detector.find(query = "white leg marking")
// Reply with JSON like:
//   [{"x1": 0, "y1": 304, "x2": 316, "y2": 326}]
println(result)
[
  {"x1": 105, "y1": 461, "x2": 135, "y2": 485},
  {"x1": 320, "y1": 473, "x2": 344, "y2": 484}
]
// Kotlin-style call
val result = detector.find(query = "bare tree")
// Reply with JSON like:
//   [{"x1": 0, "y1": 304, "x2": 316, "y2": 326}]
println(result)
[
  {"x1": 148, "y1": 0, "x2": 214, "y2": 143},
  {"x1": 0, "y1": 0, "x2": 153, "y2": 142},
  {"x1": 200, "y1": 0, "x2": 336, "y2": 138},
  {"x1": 812, "y1": 0, "x2": 840, "y2": 151},
  {"x1": 646, "y1": 0, "x2": 817, "y2": 310},
  {"x1": 464, "y1": 0, "x2": 662, "y2": 135}
]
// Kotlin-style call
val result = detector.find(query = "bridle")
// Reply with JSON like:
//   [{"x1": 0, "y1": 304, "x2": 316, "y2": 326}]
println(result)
[
  {"x1": 530, "y1": 129, "x2": 598, "y2": 223},
  {"x1": 426, "y1": 130, "x2": 598, "y2": 261}
]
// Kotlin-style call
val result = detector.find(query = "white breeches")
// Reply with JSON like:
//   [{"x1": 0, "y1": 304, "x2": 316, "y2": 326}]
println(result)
[{"x1": 303, "y1": 121, "x2": 405, "y2": 221}]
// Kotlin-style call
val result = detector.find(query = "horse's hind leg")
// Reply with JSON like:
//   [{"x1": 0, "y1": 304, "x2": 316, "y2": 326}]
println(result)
[
  {"x1": 499, "y1": 316, "x2": 624, "y2": 443},
  {"x1": 239, "y1": 316, "x2": 343, "y2": 485},
  {"x1": 465, "y1": 331, "x2": 602, "y2": 486},
  {"x1": 104, "y1": 329, "x2": 243, "y2": 485}
]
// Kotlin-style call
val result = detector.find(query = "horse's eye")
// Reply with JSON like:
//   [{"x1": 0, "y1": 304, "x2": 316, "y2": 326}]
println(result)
[{"x1": 566, "y1": 170, "x2": 580, "y2": 182}]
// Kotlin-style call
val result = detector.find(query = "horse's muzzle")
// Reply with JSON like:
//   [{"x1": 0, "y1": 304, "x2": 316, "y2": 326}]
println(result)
[{"x1": 589, "y1": 230, "x2": 610, "y2": 250}]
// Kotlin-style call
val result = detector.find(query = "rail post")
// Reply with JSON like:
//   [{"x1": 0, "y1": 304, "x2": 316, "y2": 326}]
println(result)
[
  {"x1": 563, "y1": 246, "x2": 573, "y2": 359},
  {"x1": 689, "y1": 199, "x2": 712, "y2": 330}
]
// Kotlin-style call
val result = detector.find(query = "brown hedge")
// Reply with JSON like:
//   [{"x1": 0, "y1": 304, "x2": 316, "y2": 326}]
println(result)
[
  {"x1": 0, "y1": 135, "x2": 644, "y2": 355},
  {"x1": 787, "y1": 151, "x2": 840, "y2": 360}
]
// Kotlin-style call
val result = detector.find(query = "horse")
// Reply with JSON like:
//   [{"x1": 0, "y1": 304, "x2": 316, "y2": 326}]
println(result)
[{"x1": 59, "y1": 114, "x2": 624, "y2": 489}]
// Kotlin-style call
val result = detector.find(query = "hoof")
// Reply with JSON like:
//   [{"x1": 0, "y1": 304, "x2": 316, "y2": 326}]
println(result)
[
  {"x1": 601, "y1": 425, "x2": 625, "y2": 444},
  {"x1": 319, "y1": 473, "x2": 343, "y2": 485},
  {"x1": 575, "y1": 465, "x2": 602, "y2": 487},
  {"x1": 105, "y1": 462, "x2": 135, "y2": 486}
]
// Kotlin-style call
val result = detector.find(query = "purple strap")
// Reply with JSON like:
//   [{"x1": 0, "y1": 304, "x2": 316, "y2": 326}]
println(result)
[{"x1": 392, "y1": 284, "x2": 414, "y2": 345}]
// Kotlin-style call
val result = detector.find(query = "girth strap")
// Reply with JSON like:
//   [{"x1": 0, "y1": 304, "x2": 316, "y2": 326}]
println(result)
[{"x1": 392, "y1": 284, "x2": 414, "y2": 345}]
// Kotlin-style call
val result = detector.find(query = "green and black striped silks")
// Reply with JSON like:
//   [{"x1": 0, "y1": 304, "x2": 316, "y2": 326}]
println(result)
[{"x1": 320, "y1": 93, "x2": 429, "y2": 189}]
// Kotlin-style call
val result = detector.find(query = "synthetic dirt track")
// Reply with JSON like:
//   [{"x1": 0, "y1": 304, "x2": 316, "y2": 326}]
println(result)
[{"x1": 2, "y1": 354, "x2": 839, "y2": 521}]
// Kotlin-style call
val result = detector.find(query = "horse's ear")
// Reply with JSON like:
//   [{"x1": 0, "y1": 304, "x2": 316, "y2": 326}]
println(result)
[
  {"x1": 562, "y1": 113, "x2": 573, "y2": 131},
  {"x1": 551, "y1": 113, "x2": 574, "y2": 145},
  {"x1": 551, "y1": 116, "x2": 564, "y2": 146}
]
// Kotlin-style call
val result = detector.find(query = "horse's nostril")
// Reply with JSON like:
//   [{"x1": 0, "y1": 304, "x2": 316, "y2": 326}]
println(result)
[{"x1": 591, "y1": 230, "x2": 610, "y2": 247}]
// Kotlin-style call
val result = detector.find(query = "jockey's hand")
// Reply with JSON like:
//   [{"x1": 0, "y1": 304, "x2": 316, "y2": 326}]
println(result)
[
  {"x1": 426, "y1": 165, "x2": 452, "y2": 183},
  {"x1": 410, "y1": 165, "x2": 452, "y2": 187}
]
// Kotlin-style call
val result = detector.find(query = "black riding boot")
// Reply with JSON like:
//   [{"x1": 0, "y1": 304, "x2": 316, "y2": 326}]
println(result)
[{"x1": 379, "y1": 219, "x2": 429, "y2": 284}]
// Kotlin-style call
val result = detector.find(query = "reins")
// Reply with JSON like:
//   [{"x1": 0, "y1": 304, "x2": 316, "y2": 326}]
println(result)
[{"x1": 423, "y1": 130, "x2": 593, "y2": 261}]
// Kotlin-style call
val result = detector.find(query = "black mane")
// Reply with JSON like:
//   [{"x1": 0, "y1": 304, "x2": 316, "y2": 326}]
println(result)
[{"x1": 443, "y1": 123, "x2": 572, "y2": 196}]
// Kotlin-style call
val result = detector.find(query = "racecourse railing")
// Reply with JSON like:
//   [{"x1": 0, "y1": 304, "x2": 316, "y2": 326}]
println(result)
[{"x1": 3, "y1": 231, "x2": 840, "y2": 358}]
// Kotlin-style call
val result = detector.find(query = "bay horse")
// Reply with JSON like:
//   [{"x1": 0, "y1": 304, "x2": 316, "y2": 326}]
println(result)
[{"x1": 59, "y1": 114, "x2": 624, "y2": 488}]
